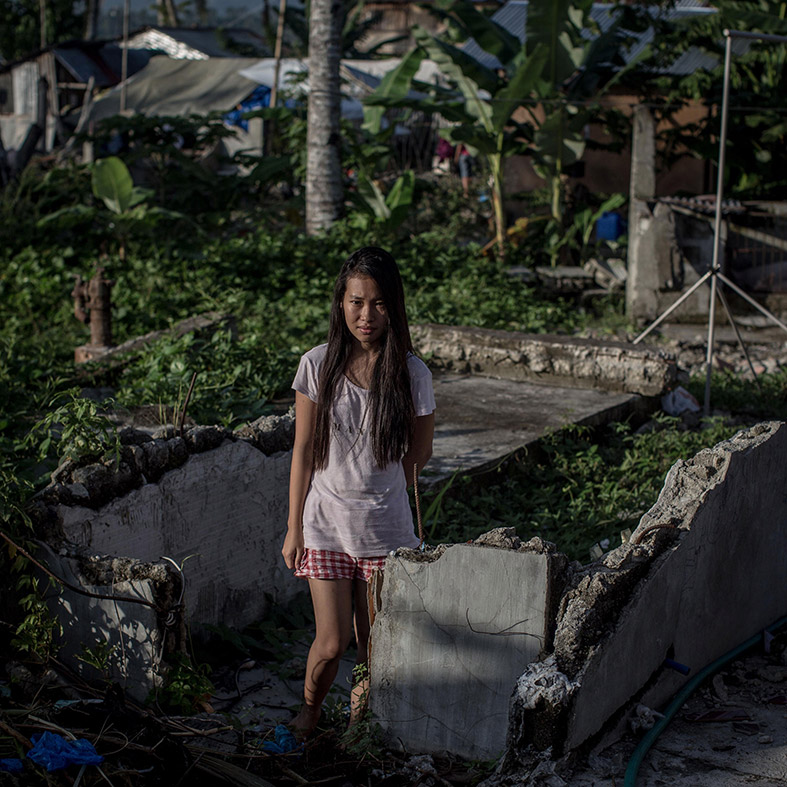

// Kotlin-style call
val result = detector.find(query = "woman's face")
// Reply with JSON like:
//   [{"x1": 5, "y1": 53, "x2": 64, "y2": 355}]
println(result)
[{"x1": 342, "y1": 275, "x2": 388, "y2": 350}]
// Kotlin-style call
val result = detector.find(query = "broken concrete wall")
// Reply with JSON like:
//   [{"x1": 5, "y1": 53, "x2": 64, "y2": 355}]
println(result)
[
  {"x1": 369, "y1": 421, "x2": 787, "y2": 768},
  {"x1": 505, "y1": 420, "x2": 787, "y2": 763},
  {"x1": 369, "y1": 531, "x2": 568, "y2": 761},
  {"x1": 411, "y1": 324, "x2": 676, "y2": 396},
  {"x1": 37, "y1": 544, "x2": 183, "y2": 702},
  {"x1": 30, "y1": 414, "x2": 300, "y2": 650}
]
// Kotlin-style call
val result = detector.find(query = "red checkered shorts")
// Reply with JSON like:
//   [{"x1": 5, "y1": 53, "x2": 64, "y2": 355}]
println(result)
[{"x1": 294, "y1": 549, "x2": 387, "y2": 581}]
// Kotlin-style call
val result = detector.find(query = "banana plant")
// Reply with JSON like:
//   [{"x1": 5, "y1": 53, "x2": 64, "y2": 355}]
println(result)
[
  {"x1": 38, "y1": 156, "x2": 186, "y2": 261},
  {"x1": 363, "y1": 0, "x2": 648, "y2": 257},
  {"x1": 526, "y1": 0, "x2": 648, "y2": 226},
  {"x1": 350, "y1": 169, "x2": 416, "y2": 232},
  {"x1": 364, "y1": 29, "x2": 547, "y2": 255}
]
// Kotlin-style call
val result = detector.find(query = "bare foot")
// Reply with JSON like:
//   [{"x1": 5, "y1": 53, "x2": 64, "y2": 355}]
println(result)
[{"x1": 291, "y1": 704, "x2": 321, "y2": 738}]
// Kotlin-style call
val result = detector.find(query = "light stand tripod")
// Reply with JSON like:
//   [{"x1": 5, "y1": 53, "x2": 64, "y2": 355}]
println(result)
[{"x1": 633, "y1": 29, "x2": 787, "y2": 415}]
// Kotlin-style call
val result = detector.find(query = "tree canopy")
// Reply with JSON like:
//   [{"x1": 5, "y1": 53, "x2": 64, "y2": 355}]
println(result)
[{"x1": 0, "y1": 0, "x2": 85, "y2": 62}]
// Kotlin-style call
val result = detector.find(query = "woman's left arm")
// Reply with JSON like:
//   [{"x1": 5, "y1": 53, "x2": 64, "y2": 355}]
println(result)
[{"x1": 402, "y1": 413, "x2": 435, "y2": 488}]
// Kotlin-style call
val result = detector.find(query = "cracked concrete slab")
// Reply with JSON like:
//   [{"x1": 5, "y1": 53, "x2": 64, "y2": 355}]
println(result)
[
  {"x1": 427, "y1": 373, "x2": 647, "y2": 480},
  {"x1": 369, "y1": 536, "x2": 567, "y2": 761}
]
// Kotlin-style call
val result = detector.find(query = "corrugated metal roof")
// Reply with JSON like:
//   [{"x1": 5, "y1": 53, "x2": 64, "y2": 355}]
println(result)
[
  {"x1": 53, "y1": 43, "x2": 151, "y2": 87},
  {"x1": 129, "y1": 26, "x2": 267, "y2": 59},
  {"x1": 461, "y1": 0, "x2": 725, "y2": 76}
]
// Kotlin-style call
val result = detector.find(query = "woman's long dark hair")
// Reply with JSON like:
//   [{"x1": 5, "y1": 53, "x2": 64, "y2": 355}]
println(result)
[{"x1": 313, "y1": 247, "x2": 415, "y2": 470}]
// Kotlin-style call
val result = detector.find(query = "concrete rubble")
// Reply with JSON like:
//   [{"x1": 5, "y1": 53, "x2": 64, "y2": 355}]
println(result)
[
  {"x1": 37, "y1": 543, "x2": 183, "y2": 701},
  {"x1": 412, "y1": 323, "x2": 676, "y2": 396},
  {"x1": 29, "y1": 414, "x2": 300, "y2": 698},
  {"x1": 369, "y1": 531, "x2": 568, "y2": 760},
  {"x1": 27, "y1": 324, "x2": 679, "y2": 704},
  {"x1": 544, "y1": 421, "x2": 787, "y2": 753},
  {"x1": 370, "y1": 420, "x2": 787, "y2": 777}
]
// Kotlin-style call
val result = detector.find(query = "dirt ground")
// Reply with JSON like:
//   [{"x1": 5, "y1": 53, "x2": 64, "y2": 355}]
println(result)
[{"x1": 565, "y1": 646, "x2": 787, "y2": 787}]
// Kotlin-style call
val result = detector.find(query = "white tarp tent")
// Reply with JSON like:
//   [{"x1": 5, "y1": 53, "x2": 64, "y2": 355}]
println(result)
[
  {"x1": 86, "y1": 55, "x2": 263, "y2": 122},
  {"x1": 86, "y1": 55, "x2": 445, "y2": 124}
]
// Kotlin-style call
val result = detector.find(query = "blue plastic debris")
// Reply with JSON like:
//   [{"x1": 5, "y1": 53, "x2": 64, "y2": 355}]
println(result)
[
  {"x1": 596, "y1": 211, "x2": 624, "y2": 241},
  {"x1": 0, "y1": 758, "x2": 24, "y2": 773},
  {"x1": 26, "y1": 731, "x2": 103, "y2": 771},
  {"x1": 261, "y1": 724, "x2": 300, "y2": 754}
]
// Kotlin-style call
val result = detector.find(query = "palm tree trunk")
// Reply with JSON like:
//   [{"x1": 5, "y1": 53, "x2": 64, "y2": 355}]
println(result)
[
  {"x1": 306, "y1": 0, "x2": 344, "y2": 235},
  {"x1": 157, "y1": 0, "x2": 179, "y2": 26}
]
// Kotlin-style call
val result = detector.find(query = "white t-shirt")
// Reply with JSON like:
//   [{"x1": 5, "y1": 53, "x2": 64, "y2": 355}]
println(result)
[{"x1": 292, "y1": 343, "x2": 436, "y2": 557}]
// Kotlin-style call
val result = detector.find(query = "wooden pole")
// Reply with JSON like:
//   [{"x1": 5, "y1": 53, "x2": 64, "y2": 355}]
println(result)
[
  {"x1": 120, "y1": 0, "x2": 129, "y2": 113},
  {"x1": 270, "y1": 0, "x2": 287, "y2": 109}
]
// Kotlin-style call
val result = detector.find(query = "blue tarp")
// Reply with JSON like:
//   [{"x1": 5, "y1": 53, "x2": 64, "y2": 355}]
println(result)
[
  {"x1": 26, "y1": 732, "x2": 104, "y2": 772},
  {"x1": 223, "y1": 85, "x2": 271, "y2": 131}
]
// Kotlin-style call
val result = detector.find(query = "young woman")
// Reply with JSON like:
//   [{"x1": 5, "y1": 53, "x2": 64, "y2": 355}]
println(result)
[{"x1": 282, "y1": 246, "x2": 435, "y2": 736}]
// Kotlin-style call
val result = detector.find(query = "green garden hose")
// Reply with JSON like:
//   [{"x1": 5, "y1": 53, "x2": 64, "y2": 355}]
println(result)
[{"x1": 624, "y1": 614, "x2": 787, "y2": 787}]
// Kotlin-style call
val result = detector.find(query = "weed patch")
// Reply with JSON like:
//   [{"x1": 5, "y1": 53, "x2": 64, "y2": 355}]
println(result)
[{"x1": 422, "y1": 415, "x2": 741, "y2": 562}]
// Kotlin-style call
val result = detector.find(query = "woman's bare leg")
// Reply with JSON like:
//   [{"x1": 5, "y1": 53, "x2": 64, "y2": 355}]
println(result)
[
  {"x1": 292, "y1": 578, "x2": 353, "y2": 735},
  {"x1": 349, "y1": 577, "x2": 371, "y2": 724}
]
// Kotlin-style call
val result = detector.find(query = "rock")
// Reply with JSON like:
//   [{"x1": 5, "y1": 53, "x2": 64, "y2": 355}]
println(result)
[
  {"x1": 141, "y1": 440, "x2": 170, "y2": 481},
  {"x1": 118, "y1": 427, "x2": 152, "y2": 446},
  {"x1": 65, "y1": 483, "x2": 90, "y2": 502},
  {"x1": 71, "y1": 463, "x2": 115, "y2": 506},
  {"x1": 712, "y1": 674, "x2": 729, "y2": 703},
  {"x1": 401, "y1": 754, "x2": 437, "y2": 780},
  {"x1": 183, "y1": 425, "x2": 230, "y2": 453},
  {"x1": 629, "y1": 703, "x2": 659, "y2": 733},
  {"x1": 475, "y1": 527, "x2": 521, "y2": 549},
  {"x1": 236, "y1": 413, "x2": 295, "y2": 455},
  {"x1": 758, "y1": 665, "x2": 787, "y2": 683},
  {"x1": 122, "y1": 444, "x2": 147, "y2": 477}
]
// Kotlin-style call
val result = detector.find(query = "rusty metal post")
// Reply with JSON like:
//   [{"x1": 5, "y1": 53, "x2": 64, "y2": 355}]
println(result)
[{"x1": 73, "y1": 267, "x2": 115, "y2": 363}]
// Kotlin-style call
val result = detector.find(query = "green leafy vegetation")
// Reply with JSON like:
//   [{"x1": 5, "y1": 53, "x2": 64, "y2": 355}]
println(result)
[
  {"x1": 152, "y1": 652, "x2": 215, "y2": 714},
  {"x1": 421, "y1": 416, "x2": 742, "y2": 562},
  {"x1": 687, "y1": 368, "x2": 787, "y2": 421}
]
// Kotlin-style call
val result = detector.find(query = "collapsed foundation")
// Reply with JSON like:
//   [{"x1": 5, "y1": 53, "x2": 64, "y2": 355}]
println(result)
[{"x1": 28, "y1": 326, "x2": 673, "y2": 702}]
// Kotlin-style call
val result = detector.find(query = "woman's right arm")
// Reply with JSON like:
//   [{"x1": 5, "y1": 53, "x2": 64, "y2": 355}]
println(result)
[{"x1": 283, "y1": 391, "x2": 317, "y2": 570}]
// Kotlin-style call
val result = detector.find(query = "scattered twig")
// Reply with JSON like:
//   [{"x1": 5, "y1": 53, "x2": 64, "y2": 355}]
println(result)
[
  {"x1": 0, "y1": 529, "x2": 167, "y2": 613},
  {"x1": 168, "y1": 725, "x2": 235, "y2": 738},
  {"x1": 278, "y1": 763, "x2": 310, "y2": 785},
  {"x1": 178, "y1": 371, "x2": 198, "y2": 437},
  {"x1": 0, "y1": 718, "x2": 31, "y2": 749}
]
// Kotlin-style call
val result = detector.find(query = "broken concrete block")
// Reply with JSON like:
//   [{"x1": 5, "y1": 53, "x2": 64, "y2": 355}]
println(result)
[
  {"x1": 505, "y1": 420, "x2": 787, "y2": 759},
  {"x1": 369, "y1": 540, "x2": 567, "y2": 760},
  {"x1": 411, "y1": 324, "x2": 676, "y2": 396},
  {"x1": 38, "y1": 543, "x2": 181, "y2": 702},
  {"x1": 52, "y1": 439, "x2": 298, "y2": 630},
  {"x1": 34, "y1": 416, "x2": 301, "y2": 640}
]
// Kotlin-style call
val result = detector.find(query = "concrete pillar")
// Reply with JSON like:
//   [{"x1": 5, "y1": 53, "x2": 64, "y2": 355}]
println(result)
[
  {"x1": 247, "y1": 115, "x2": 264, "y2": 158},
  {"x1": 626, "y1": 106, "x2": 658, "y2": 322}
]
